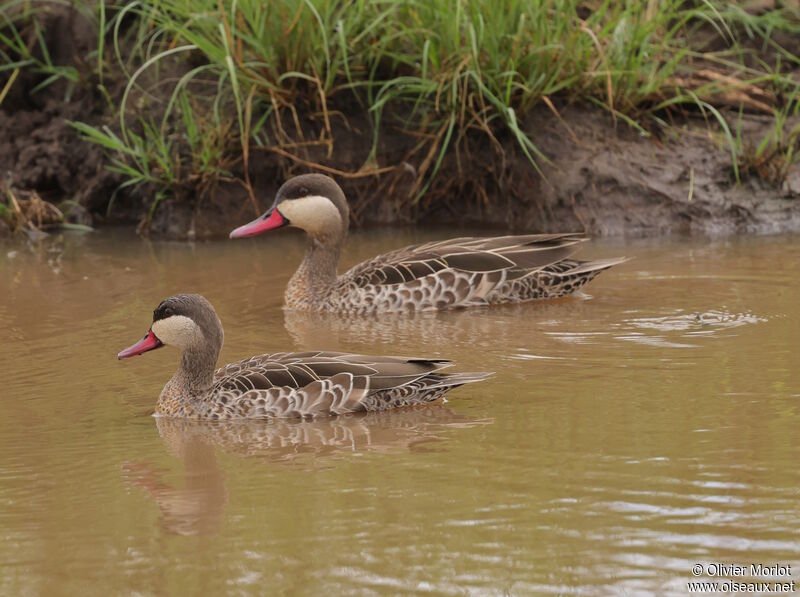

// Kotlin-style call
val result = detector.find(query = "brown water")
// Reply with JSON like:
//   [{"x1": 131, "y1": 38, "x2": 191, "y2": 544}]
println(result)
[{"x1": 1, "y1": 228, "x2": 799, "y2": 595}]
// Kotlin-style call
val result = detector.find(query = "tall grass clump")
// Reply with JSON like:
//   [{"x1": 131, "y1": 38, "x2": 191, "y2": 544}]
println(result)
[
  {"x1": 70, "y1": 0, "x2": 800, "y2": 212},
  {"x1": 0, "y1": 0, "x2": 102, "y2": 105}
]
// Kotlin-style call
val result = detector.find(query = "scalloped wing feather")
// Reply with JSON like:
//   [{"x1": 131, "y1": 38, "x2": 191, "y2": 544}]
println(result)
[
  {"x1": 207, "y1": 352, "x2": 463, "y2": 418},
  {"x1": 326, "y1": 234, "x2": 624, "y2": 312}
]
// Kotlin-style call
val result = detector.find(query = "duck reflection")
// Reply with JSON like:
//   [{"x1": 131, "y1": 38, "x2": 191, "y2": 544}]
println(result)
[
  {"x1": 282, "y1": 296, "x2": 595, "y2": 351},
  {"x1": 122, "y1": 434, "x2": 225, "y2": 537},
  {"x1": 123, "y1": 406, "x2": 490, "y2": 536}
]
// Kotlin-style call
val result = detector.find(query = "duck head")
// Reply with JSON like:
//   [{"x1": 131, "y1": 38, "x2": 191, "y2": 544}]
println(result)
[
  {"x1": 118, "y1": 294, "x2": 224, "y2": 360},
  {"x1": 229, "y1": 174, "x2": 349, "y2": 243}
]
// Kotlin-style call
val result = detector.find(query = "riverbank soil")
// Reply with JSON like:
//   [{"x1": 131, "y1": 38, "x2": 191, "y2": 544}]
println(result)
[{"x1": 4, "y1": 98, "x2": 797, "y2": 239}]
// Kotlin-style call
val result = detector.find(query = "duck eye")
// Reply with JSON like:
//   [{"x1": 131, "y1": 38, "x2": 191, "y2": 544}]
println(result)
[
  {"x1": 299, "y1": 187, "x2": 309, "y2": 196},
  {"x1": 164, "y1": 307, "x2": 174, "y2": 317}
]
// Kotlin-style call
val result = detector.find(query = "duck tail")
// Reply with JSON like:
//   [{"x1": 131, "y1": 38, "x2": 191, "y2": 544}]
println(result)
[
  {"x1": 565, "y1": 256, "x2": 630, "y2": 275},
  {"x1": 423, "y1": 371, "x2": 493, "y2": 390}
]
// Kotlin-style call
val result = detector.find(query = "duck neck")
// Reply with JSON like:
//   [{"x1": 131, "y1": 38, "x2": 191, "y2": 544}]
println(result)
[
  {"x1": 287, "y1": 235, "x2": 343, "y2": 308},
  {"x1": 176, "y1": 348, "x2": 218, "y2": 391},
  {"x1": 158, "y1": 346, "x2": 219, "y2": 414}
]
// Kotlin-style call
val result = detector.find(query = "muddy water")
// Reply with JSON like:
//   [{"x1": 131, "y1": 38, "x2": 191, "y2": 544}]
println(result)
[{"x1": 1, "y1": 228, "x2": 798, "y2": 595}]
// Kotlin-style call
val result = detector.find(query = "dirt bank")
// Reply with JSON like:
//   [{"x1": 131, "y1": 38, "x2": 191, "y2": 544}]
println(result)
[
  {"x1": 517, "y1": 106, "x2": 800, "y2": 237},
  {"x1": 148, "y1": 101, "x2": 800, "y2": 239},
  {"x1": 2, "y1": 92, "x2": 798, "y2": 240}
]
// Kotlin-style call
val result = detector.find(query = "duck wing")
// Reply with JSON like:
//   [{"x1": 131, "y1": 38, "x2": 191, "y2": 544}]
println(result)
[
  {"x1": 211, "y1": 352, "x2": 465, "y2": 417},
  {"x1": 337, "y1": 234, "x2": 587, "y2": 309},
  {"x1": 347, "y1": 234, "x2": 586, "y2": 285}
]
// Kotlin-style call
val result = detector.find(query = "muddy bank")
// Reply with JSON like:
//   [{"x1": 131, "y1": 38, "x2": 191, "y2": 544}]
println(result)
[
  {"x1": 123, "y1": 103, "x2": 800, "y2": 239},
  {"x1": 2, "y1": 93, "x2": 799, "y2": 240},
  {"x1": 517, "y1": 106, "x2": 800, "y2": 237}
]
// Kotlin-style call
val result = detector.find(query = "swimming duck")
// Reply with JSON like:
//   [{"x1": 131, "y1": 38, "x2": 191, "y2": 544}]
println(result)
[
  {"x1": 117, "y1": 293, "x2": 489, "y2": 420},
  {"x1": 229, "y1": 174, "x2": 626, "y2": 314}
]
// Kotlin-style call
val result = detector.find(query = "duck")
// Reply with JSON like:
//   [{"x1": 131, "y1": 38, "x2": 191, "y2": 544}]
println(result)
[
  {"x1": 117, "y1": 293, "x2": 489, "y2": 420},
  {"x1": 229, "y1": 173, "x2": 626, "y2": 314}
]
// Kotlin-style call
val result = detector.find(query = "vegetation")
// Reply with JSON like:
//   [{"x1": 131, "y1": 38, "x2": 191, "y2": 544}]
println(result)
[
  {"x1": 0, "y1": 183, "x2": 71, "y2": 234},
  {"x1": 0, "y1": 0, "x2": 85, "y2": 102},
  {"x1": 2, "y1": 0, "x2": 800, "y2": 222}
]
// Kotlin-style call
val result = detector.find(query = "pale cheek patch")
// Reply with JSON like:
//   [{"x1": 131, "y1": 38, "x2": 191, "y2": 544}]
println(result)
[
  {"x1": 152, "y1": 315, "x2": 203, "y2": 350},
  {"x1": 280, "y1": 195, "x2": 342, "y2": 235}
]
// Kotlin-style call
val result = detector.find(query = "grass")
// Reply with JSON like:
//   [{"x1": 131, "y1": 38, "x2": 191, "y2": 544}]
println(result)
[
  {"x1": 4, "y1": 0, "x2": 800, "y2": 218},
  {"x1": 0, "y1": 0, "x2": 94, "y2": 104},
  {"x1": 739, "y1": 97, "x2": 800, "y2": 186},
  {"x1": 0, "y1": 182, "x2": 69, "y2": 233}
]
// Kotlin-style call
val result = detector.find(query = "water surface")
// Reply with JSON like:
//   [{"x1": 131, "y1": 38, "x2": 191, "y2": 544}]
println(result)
[{"x1": 1, "y1": 229, "x2": 798, "y2": 595}]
